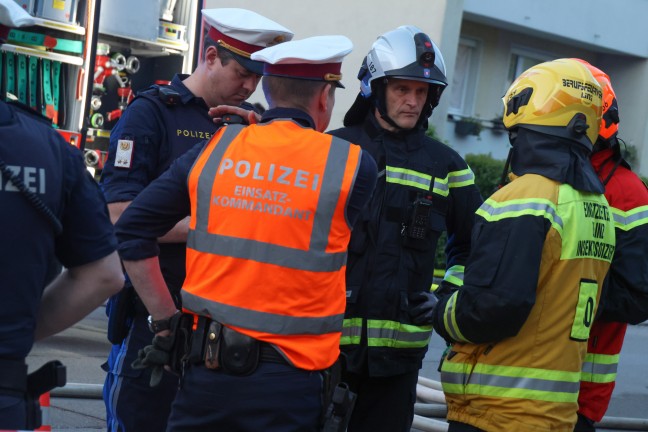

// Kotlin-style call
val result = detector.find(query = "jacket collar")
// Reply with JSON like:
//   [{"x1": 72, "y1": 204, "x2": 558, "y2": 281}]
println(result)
[
  {"x1": 261, "y1": 107, "x2": 316, "y2": 129},
  {"x1": 170, "y1": 74, "x2": 206, "y2": 106},
  {"x1": 361, "y1": 113, "x2": 426, "y2": 151}
]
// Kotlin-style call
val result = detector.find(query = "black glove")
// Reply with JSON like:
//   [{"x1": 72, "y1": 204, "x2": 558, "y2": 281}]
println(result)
[
  {"x1": 408, "y1": 291, "x2": 438, "y2": 325},
  {"x1": 131, "y1": 334, "x2": 174, "y2": 387}
]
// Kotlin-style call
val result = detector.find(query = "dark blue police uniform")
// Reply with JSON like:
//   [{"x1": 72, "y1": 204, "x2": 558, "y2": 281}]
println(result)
[
  {"x1": 0, "y1": 100, "x2": 117, "y2": 429},
  {"x1": 113, "y1": 108, "x2": 377, "y2": 432},
  {"x1": 100, "y1": 74, "x2": 223, "y2": 432}
]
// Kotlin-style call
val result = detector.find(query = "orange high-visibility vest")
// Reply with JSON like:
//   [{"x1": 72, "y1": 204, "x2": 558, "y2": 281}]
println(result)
[{"x1": 184, "y1": 120, "x2": 362, "y2": 371}]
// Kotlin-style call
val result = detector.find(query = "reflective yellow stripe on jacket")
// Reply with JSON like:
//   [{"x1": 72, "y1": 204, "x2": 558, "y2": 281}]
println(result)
[
  {"x1": 611, "y1": 205, "x2": 648, "y2": 231},
  {"x1": 340, "y1": 318, "x2": 432, "y2": 349},
  {"x1": 385, "y1": 165, "x2": 475, "y2": 196},
  {"x1": 444, "y1": 264, "x2": 465, "y2": 287},
  {"x1": 581, "y1": 352, "x2": 620, "y2": 384},
  {"x1": 442, "y1": 361, "x2": 582, "y2": 403}
]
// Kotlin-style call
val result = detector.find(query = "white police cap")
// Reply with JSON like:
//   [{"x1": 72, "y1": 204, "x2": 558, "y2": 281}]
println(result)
[
  {"x1": 202, "y1": 8, "x2": 293, "y2": 75},
  {"x1": 0, "y1": 0, "x2": 36, "y2": 42},
  {"x1": 251, "y1": 35, "x2": 353, "y2": 88}
]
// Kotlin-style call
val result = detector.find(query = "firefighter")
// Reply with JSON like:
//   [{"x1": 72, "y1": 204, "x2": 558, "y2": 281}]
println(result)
[
  {"x1": 0, "y1": 1, "x2": 122, "y2": 428},
  {"x1": 99, "y1": 8, "x2": 293, "y2": 432},
  {"x1": 575, "y1": 61, "x2": 648, "y2": 432},
  {"x1": 431, "y1": 58, "x2": 615, "y2": 432},
  {"x1": 328, "y1": 25, "x2": 483, "y2": 432},
  {"x1": 112, "y1": 35, "x2": 377, "y2": 431}
]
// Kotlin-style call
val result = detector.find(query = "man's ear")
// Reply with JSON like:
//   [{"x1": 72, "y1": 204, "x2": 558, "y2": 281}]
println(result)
[
  {"x1": 204, "y1": 46, "x2": 219, "y2": 66},
  {"x1": 318, "y1": 83, "x2": 333, "y2": 112}
]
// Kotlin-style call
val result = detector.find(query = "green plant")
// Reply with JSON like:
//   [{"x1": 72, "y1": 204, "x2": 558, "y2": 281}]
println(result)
[
  {"x1": 464, "y1": 153, "x2": 507, "y2": 198},
  {"x1": 454, "y1": 117, "x2": 483, "y2": 137},
  {"x1": 621, "y1": 142, "x2": 638, "y2": 168},
  {"x1": 425, "y1": 124, "x2": 440, "y2": 140}
]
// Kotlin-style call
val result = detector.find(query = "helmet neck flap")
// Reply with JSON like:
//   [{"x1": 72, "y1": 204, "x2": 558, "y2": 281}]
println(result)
[{"x1": 508, "y1": 127, "x2": 604, "y2": 194}]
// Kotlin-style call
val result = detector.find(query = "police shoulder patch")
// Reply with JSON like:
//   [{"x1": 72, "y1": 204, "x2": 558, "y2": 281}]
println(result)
[{"x1": 115, "y1": 139, "x2": 134, "y2": 169}]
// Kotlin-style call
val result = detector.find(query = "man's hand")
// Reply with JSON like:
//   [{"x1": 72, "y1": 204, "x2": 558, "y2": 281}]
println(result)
[
  {"x1": 408, "y1": 291, "x2": 439, "y2": 325},
  {"x1": 208, "y1": 105, "x2": 260, "y2": 125},
  {"x1": 132, "y1": 331, "x2": 174, "y2": 387}
]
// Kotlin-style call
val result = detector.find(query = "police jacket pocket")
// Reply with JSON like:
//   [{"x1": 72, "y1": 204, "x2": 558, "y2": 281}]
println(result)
[{"x1": 346, "y1": 285, "x2": 360, "y2": 305}]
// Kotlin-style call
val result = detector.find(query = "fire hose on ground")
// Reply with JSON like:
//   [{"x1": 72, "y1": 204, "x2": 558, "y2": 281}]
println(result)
[{"x1": 49, "y1": 378, "x2": 648, "y2": 431}]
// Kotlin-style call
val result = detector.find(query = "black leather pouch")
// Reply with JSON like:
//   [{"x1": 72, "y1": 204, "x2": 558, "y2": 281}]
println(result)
[{"x1": 219, "y1": 326, "x2": 260, "y2": 376}]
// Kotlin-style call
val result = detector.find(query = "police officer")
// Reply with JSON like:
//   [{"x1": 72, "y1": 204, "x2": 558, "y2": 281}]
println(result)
[
  {"x1": 432, "y1": 59, "x2": 614, "y2": 432},
  {"x1": 0, "y1": 1, "x2": 123, "y2": 429},
  {"x1": 114, "y1": 35, "x2": 377, "y2": 432},
  {"x1": 100, "y1": 8, "x2": 293, "y2": 432},
  {"x1": 328, "y1": 26, "x2": 483, "y2": 432},
  {"x1": 575, "y1": 61, "x2": 648, "y2": 432}
]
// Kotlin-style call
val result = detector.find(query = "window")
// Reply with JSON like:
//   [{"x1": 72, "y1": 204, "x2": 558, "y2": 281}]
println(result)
[
  {"x1": 448, "y1": 38, "x2": 481, "y2": 116},
  {"x1": 506, "y1": 48, "x2": 554, "y2": 91}
]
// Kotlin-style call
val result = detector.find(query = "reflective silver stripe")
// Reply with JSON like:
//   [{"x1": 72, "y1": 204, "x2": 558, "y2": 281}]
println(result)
[
  {"x1": 612, "y1": 207, "x2": 648, "y2": 230},
  {"x1": 433, "y1": 178, "x2": 449, "y2": 196},
  {"x1": 582, "y1": 360, "x2": 618, "y2": 376},
  {"x1": 444, "y1": 265, "x2": 465, "y2": 286},
  {"x1": 183, "y1": 291, "x2": 343, "y2": 335},
  {"x1": 194, "y1": 124, "x2": 244, "y2": 232},
  {"x1": 444, "y1": 291, "x2": 468, "y2": 342},
  {"x1": 188, "y1": 231, "x2": 347, "y2": 271},
  {"x1": 341, "y1": 320, "x2": 362, "y2": 339},
  {"x1": 385, "y1": 166, "x2": 432, "y2": 190},
  {"x1": 441, "y1": 370, "x2": 580, "y2": 394},
  {"x1": 479, "y1": 200, "x2": 564, "y2": 229},
  {"x1": 340, "y1": 318, "x2": 362, "y2": 345},
  {"x1": 188, "y1": 128, "x2": 351, "y2": 272},
  {"x1": 366, "y1": 326, "x2": 432, "y2": 343},
  {"x1": 311, "y1": 137, "x2": 349, "y2": 250},
  {"x1": 448, "y1": 169, "x2": 475, "y2": 188}
]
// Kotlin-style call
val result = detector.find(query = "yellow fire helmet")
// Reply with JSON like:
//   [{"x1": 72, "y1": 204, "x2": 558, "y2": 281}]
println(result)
[{"x1": 502, "y1": 58, "x2": 603, "y2": 150}]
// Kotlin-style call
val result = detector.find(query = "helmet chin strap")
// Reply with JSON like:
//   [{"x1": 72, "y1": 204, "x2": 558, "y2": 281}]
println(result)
[
  {"x1": 377, "y1": 106, "x2": 406, "y2": 131},
  {"x1": 372, "y1": 80, "x2": 405, "y2": 131}
]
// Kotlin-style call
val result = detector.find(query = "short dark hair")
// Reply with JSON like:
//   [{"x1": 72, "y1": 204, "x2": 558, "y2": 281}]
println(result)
[
  {"x1": 203, "y1": 34, "x2": 234, "y2": 66},
  {"x1": 262, "y1": 76, "x2": 334, "y2": 110}
]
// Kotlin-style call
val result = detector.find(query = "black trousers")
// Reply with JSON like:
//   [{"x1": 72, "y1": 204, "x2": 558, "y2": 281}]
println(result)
[
  {"x1": 448, "y1": 421, "x2": 486, "y2": 432},
  {"x1": 574, "y1": 413, "x2": 596, "y2": 432},
  {"x1": 344, "y1": 369, "x2": 419, "y2": 432},
  {"x1": 167, "y1": 362, "x2": 322, "y2": 431}
]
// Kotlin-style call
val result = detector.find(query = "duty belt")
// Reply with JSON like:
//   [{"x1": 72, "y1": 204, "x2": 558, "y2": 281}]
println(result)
[
  {"x1": 192, "y1": 317, "x2": 289, "y2": 370},
  {"x1": 0, "y1": 358, "x2": 28, "y2": 396}
]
